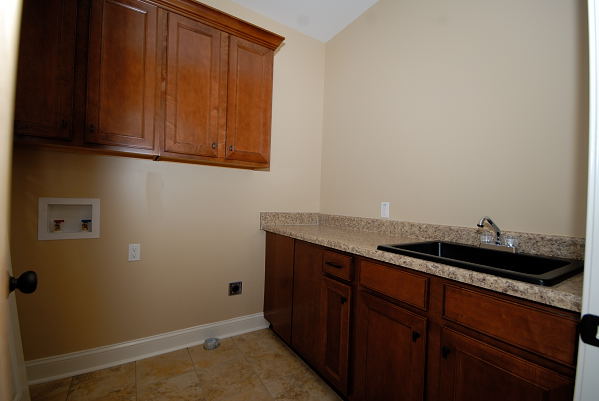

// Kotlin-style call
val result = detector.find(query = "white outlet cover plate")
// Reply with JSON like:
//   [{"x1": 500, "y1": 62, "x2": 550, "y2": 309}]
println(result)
[
  {"x1": 381, "y1": 202, "x2": 390, "y2": 218},
  {"x1": 128, "y1": 243, "x2": 141, "y2": 261}
]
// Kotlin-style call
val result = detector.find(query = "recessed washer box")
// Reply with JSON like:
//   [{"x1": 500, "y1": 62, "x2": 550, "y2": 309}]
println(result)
[{"x1": 38, "y1": 198, "x2": 100, "y2": 240}]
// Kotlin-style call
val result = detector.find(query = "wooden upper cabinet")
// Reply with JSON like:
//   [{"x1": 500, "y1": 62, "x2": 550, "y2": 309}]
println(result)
[
  {"x1": 14, "y1": 0, "x2": 284, "y2": 167},
  {"x1": 14, "y1": 0, "x2": 77, "y2": 141},
  {"x1": 85, "y1": 0, "x2": 158, "y2": 151},
  {"x1": 163, "y1": 12, "x2": 223, "y2": 159},
  {"x1": 225, "y1": 36, "x2": 274, "y2": 165}
]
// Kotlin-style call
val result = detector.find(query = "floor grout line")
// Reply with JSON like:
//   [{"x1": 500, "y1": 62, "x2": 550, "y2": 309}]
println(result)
[{"x1": 233, "y1": 332, "x2": 277, "y2": 401}]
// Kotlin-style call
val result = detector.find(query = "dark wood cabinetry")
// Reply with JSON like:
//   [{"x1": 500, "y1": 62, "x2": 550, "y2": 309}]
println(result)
[
  {"x1": 14, "y1": 0, "x2": 284, "y2": 169},
  {"x1": 14, "y1": 0, "x2": 77, "y2": 141},
  {"x1": 353, "y1": 290, "x2": 427, "y2": 401},
  {"x1": 320, "y1": 276, "x2": 351, "y2": 394},
  {"x1": 439, "y1": 327, "x2": 573, "y2": 401},
  {"x1": 263, "y1": 236, "x2": 354, "y2": 397},
  {"x1": 264, "y1": 233, "x2": 294, "y2": 344},
  {"x1": 263, "y1": 234, "x2": 579, "y2": 401},
  {"x1": 291, "y1": 241, "x2": 323, "y2": 367},
  {"x1": 85, "y1": 0, "x2": 159, "y2": 152},
  {"x1": 225, "y1": 36, "x2": 273, "y2": 164},
  {"x1": 163, "y1": 12, "x2": 223, "y2": 159}
]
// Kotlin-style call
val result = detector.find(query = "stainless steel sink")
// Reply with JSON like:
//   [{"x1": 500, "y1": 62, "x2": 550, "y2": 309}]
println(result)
[{"x1": 376, "y1": 241, "x2": 583, "y2": 286}]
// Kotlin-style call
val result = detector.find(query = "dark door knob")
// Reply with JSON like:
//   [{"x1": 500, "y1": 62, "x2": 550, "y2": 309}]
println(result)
[{"x1": 9, "y1": 271, "x2": 38, "y2": 294}]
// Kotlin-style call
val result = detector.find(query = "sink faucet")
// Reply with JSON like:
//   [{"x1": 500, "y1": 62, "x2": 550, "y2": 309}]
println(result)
[{"x1": 477, "y1": 216, "x2": 501, "y2": 245}]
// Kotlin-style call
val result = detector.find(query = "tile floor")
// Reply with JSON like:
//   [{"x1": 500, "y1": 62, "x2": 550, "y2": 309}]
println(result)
[{"x1": 29, "y1": 329, "x2": 342, "y2": 401}]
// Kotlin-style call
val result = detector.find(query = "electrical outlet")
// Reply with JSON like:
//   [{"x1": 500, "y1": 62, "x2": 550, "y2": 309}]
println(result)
[
  {"x1": 229, "y1": 281, "x2": 242, "y2": 296},
  {"x1": 381, "y1": 202, "x2": 390, "y2": 218},
  {"x1": 128, "y1": 243, "x2": 141, "y2": 261}
]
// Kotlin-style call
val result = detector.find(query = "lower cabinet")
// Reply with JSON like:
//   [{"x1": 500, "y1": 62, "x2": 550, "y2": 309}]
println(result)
[
  {"x1": 439, "y1": 327, "x2": 574, "y2": 401},
  {"x1": 352, "y1": 291, "x2": 427, "y2": 401},
  {"x1": 263, "y1": 232, "x2": 294, "y2": 343},
  {"x1": 291, "y1": 240, "x2": 323, "y2": 367},
  {"x1": 320, "y1": 277, "x2": 351, "y2": 394},
  {"x1": 263, "y1": 234, "x2": 578, "y2": 401}
]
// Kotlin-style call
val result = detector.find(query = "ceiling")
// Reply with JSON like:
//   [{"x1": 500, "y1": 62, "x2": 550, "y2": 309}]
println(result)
[{"x1": 229, "y1": 0, "x2": 379, "y2": 42}]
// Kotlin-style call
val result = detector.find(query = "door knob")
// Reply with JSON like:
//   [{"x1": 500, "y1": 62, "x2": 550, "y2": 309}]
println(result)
[{"x1": 8, "y1": 271, "x2": 38, "y2": 294}]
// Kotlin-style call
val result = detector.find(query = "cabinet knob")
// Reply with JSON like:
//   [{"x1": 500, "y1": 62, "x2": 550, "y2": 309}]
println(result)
[
  {"x1": 228, "y1": 145, "x2": 233, "y2": 152},
  {"x1": 211, "y1": 143, "x2": 217, "y2": 150},
  {"x1": 88, "y1": 124, "x2": 96, "y2": 133},
  {"x1": 441, "y1": 346, "x2": 451, "y2": 359},
  {"x1": 340, "y1": 296, "x2": 347, "y2": 304},
  {"x1": 412, "y1": 331, "x2": 421, "y2": 342},
  {"x1": 60, "y1": 119, "x2": 68, "y2": 129}
]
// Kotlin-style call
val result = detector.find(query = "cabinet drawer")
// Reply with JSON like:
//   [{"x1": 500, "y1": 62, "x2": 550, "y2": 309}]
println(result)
[
  {"x1": 322, "y1": 250, "x2": 353, "y2": 282},
  {"x1": 443, "y1": 284, "x2": 579, "y2": 365},
  {"x1": 359, "y1": 260, "x2": 428, "y2": 310}
]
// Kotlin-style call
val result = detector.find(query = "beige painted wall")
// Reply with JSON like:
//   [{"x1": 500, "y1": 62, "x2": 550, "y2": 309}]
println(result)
[
  {"x1": 321, "y1": 0, "x2": 589, "y2": 236},
  {"x1": 10, "y1": 0, "x2": 325, "y2": 360}
]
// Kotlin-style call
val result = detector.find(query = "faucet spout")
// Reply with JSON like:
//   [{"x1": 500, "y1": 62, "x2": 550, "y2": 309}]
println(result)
[{"x1": 477, "y1": 216, "x2": 501, "y2": 244}]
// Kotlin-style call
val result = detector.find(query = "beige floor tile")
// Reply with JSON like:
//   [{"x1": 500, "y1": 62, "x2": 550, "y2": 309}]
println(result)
[
  {"x1": 137, "y1": 370, "x2": 201, "y2": 401},
  {"x1": 244, "y1": 348, "x2": 311, "y2": 382},
  {"x1": 189, "y1": 338, "x2": 240, "y2": 370},
  {"x1": 194, "y1": 354, "x2": 270, "y2": 401},
  {"x1": 234, "y1": 329, "x2": 288, "y2": 357},
  {"x1": 136, "y1": 348, "x2": 194, "y2": 386},
  {"x1": 210, "y1": 385, "x2": 275, "y2": 401},
  {"x1": 30, "y1": 377, "x2": 72, "y2": 401},
  {"x1": 67, "y1": 363, "x2": 135, "y2": 401},
  {"x1": 262, "y1": 370, "x2": 341, "y2": 401}
]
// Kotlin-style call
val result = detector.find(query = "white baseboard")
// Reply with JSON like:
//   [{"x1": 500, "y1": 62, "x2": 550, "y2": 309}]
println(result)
[{"x1": 26, "y1": 313, "x2": 269, "y2": 385}]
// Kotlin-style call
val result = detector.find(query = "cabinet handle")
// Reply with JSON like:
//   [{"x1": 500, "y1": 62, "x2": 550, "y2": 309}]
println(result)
[
  {"x1": 60, "y1": 119, "x2": 68, "y2": 129},
  {"x1": 211, "y1": 143, "x2": 217, "y2": 150},
  {"x1": 88, "y1": 124, "x2": 96, "y2": 133},
  {"x1": 325, "y1": 261, "x2": 344, "y2": 269},
  {"x1": 412, "y1": 331, "x2": 421, "y2": 342},
  {"x1": 340, "y1": 296, "x2": 347, "y2": 304},
  {"x1": 228, "y1": 145, "x2": 233, "y2": 152},
  {"x1": 441, "y1": 346, "x2": 451, "y2": 359}
]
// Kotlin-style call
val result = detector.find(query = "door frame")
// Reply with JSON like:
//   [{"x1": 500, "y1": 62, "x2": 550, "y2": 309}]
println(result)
[
  {"x1": 1, "y1": 0, "x2": 29, "y2": 400},
  {"x1": 575, "y1": 1, "x2": 599, "y2": 399}
]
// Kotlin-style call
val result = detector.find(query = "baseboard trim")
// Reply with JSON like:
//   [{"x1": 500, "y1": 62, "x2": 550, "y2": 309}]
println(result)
[{"x1": 26, "y1": 313, "x2": 269, "y2": 385}]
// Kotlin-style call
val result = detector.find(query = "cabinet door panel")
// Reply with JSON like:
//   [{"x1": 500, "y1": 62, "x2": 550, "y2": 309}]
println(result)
[
  {"x1": 164, "y1": 13, "x2": 221, "y2": 157},
  {"x1": 439, "y1": 328, "x2": 573, "y2": 401},
  {"x1": 86, "y1": 0, "x2": 157, "y2": 149},
  {"x1": 226, "y1": 36, "x2": 273, "y2": 164},
  {"x1": 353, "y1": 291, "x2": 427, "y2": 401},
  {"x1": 14, "y1": 0, "x2": 77, "y2": 140},
  {"x1": 291, "y1": 241, "x2": 322, "y2": 367},
  {"x1": 321, "y1": 277, "x2": 351, "y2": 395},
  {"x1": 264, "y1": 233, "x2": 294, "y2": 343}
]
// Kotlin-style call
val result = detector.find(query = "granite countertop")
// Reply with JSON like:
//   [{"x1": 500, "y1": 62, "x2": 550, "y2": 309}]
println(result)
[{"x1": 261, "y1": 221, "x2": 583, "y2": 313}]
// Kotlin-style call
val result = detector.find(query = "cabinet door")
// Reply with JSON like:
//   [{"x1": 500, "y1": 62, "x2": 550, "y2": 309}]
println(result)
[
  {"x1": 291, "y1": 241, "x2": 322, "y2": 367},
  {"x1": 14, "y1": 0, "x2": 77, "y2": 140},
  {"x1": 353, "y1": 291, "x2": 427, "y2": 401},
  {"x1": 85, "y1": 0, "x2": 158, "y2": 151},
  {"x1": 320, "y1": 277, "x2": 351, "y2": 395},
  {"x1": 164, "y1": 13, "x2": 222, "y2": 158},
  {"x1": 225, "y1": 36, "x2": 273, "y2": 164},
  {"x1": 439, "y1": 327, "x2": 574, "y2": 401},
  {"x1": 264, "y1": 233, "x2": 294, "y2": 344}
]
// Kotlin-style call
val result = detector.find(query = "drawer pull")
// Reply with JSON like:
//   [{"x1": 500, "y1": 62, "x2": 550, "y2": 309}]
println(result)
[
  {"x1": 442, "y1": 346, "x2": 451, "y2": 359},
  {"x1": 412, "y1": 331, "x2": 421, "y2": 342},
  {"x1": 325, "y1": 261, "x2": 344, "y2": 269}
]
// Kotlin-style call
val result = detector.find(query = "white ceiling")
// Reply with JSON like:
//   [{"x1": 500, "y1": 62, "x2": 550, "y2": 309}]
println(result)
[{"x1": 230, "y1": 0, "x2": 379, "y2": 42}]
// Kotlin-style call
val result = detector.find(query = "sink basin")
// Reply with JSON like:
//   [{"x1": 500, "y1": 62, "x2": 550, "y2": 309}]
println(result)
[{"x1": 376, "y1": 241, "x2": 583, "y2": 286}]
